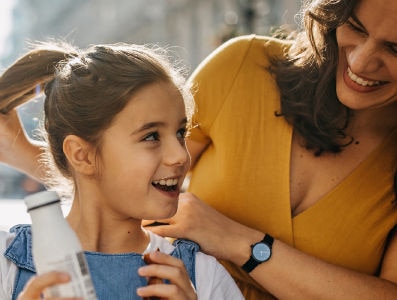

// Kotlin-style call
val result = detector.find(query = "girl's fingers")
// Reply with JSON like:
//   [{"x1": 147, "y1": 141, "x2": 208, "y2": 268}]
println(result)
[
  {"x1": 140, "y1": 251, "x2": 189, "y2": 285},
  {"x1": 17, "y1": 271, "x2": 74, "y2": 300},
  {"x1": 138, "y1": 251, "x2": 196, "y2": 299},
  {"x1": 137, "y1": 282, "x2": 196, "y2": 300},
  {"x1": 143, "y1": 250, "x2": 184, "y2": 266}
]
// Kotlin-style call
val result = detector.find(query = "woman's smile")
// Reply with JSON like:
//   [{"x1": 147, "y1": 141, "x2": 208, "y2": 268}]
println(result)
[{"x1": 343, "y1": 67, "x2": 387, "y2": 93}]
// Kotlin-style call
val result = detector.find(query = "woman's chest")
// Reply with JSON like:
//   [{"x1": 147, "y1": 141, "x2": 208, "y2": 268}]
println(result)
[{"x1": 289, "y1": 134, "x2": 378, "y2": 217}]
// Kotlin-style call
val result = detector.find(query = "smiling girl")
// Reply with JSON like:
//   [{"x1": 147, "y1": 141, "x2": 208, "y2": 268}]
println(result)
[{"x1": 0, "y1": 42, "x2": 243, "y2": 300}]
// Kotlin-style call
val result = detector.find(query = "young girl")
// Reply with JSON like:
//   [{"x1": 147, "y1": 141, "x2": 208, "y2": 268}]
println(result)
[{"x1": 0, "y1": 42, "x2": 244, "y2": 299}]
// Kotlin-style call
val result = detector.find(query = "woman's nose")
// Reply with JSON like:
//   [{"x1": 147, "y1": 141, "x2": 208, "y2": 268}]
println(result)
[{"x1": 348, "y1": 40, "x2": 383, "y2": 74}]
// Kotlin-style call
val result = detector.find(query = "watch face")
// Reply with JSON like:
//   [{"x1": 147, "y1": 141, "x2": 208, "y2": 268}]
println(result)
[{"x1": 252, "y1": 242, "x2": 271, "y2": 262}]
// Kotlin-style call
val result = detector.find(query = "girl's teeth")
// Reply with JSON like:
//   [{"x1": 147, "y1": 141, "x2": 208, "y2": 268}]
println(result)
[
  {"x1": 154, "y1": 178, "x2": 178, "y2": 186},
  {"x1": 347, "y1": 68, "x2": 380, "y2": 87}
]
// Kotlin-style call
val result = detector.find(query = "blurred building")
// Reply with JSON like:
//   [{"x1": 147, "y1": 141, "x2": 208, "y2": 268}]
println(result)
[
  {"x1": 1, "y1": 0, "x2": 300, "y2": 69},
  {"x1": 0, "y1": 0, "x2": 301, "y2": 199}
]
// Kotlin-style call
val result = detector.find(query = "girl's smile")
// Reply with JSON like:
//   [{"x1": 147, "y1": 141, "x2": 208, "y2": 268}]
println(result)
[{"x1": 152, "y1": 176, "x2": 183, "y2": 198}]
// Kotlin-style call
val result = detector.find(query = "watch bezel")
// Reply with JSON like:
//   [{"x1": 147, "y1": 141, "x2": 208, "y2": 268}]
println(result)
[
  {"x1": 251, "y1": 241, "x2": 272, "y2": 262},
  {"x1": 241, "y1": 234, "x2": 274, "y2": 273}
]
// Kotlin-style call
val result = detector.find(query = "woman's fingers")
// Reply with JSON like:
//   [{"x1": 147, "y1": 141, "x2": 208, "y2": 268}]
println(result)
[{"x1": 146, "y1": 192, "x2": 243, "y2": 260}]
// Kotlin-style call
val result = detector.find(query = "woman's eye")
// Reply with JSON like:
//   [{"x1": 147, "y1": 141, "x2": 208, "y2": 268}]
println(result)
[
  {"x1": 143, "y1": 132, "x2": 160, "y2": 141},
  {"x1": 346, "y1": 20, "x2": 366, "y2": 35},
  {"x1": 386, "y1": 43, "x2": 397, "y2": 55}
]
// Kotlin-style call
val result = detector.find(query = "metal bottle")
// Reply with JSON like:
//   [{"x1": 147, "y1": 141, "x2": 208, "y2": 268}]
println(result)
[{"x1": 25, "y1": 190, "x2": 97, "y2": 299}]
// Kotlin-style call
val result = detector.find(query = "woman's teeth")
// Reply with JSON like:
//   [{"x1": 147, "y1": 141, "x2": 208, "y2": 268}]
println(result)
[{"x1": 347, "y1": 68, "x2": 381, "y2": 87}]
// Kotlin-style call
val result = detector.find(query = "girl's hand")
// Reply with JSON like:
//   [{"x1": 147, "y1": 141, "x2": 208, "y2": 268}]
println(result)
[
  {"x1": 137, "y1": 250, "x2": 197, "y2": 300},
  {"x1": 17, "y1": 271, "x2": 81, "y2": 300}
]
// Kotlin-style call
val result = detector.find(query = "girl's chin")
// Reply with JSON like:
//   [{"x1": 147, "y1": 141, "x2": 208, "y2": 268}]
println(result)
[{"x1": 147, "y1": 208, "x2": 177, "y2": 222}]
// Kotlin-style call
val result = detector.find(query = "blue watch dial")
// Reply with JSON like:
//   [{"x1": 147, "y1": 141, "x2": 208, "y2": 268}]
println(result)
[{"x1": 252, "y1": 242, "x2": 271, "y2": 262}]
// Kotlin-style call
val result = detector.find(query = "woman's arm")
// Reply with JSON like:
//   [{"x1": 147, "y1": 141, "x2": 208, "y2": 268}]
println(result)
[
  {"x1": 0, "y1": 110, "x2": 45, "y2": 182},
  {"x1": 147, "y1": 193, "x2": 397, "y2": 299}
]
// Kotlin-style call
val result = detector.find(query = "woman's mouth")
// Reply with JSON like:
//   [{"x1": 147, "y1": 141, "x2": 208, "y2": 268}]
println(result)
[
  {"x1": 347, "y1": 68, "x2": 382, "y2": 87},
  {"x1": 343, "y1": 67, "x2": 388, "y2": 92}
]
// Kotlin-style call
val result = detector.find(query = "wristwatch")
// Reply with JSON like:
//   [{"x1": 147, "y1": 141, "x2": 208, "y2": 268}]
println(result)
[{"x1": 241, "y1": 234, "x2": 274, "y2": 273}]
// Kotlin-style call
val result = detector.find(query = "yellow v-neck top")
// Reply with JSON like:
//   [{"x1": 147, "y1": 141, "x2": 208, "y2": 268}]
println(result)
[{"x1": 187, "y1": 35, "x2": 397, "y2": 299}]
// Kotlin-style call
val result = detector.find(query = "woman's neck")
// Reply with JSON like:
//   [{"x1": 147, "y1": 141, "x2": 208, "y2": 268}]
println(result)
[{"x1": 346, "y1": 103, "x2": 397, "y2": 142}]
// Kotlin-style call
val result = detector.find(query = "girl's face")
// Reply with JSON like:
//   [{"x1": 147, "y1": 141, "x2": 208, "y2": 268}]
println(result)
[
  {"x1": 335, "y1": 0, "x2": 397, "y2": 110},
  {"x1": 94, "y1": 81, "x2": 190, "y2": 221}
]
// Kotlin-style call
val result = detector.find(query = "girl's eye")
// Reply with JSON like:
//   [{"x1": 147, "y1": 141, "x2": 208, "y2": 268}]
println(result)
[
  {"x1": 143, "y1": 132, "x2": 160, "y2": 141},
  {"x1": 177, "y1": 127, "x2": 187, "y2": 139}
]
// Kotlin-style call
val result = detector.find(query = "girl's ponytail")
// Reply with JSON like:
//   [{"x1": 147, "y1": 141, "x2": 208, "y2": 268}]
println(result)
[{"x1": 0, "y1": 44, "x2": 76, "y2": 113}]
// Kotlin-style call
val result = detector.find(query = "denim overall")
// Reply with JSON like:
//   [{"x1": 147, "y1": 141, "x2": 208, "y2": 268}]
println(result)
[{"x1": 4, "y1": 224, "x2": 199, "y2": 300}]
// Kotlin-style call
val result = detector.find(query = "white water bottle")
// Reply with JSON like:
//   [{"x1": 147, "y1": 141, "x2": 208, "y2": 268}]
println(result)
[{"x1": 24, "y1": 190, "x2": 97, "y2": 299}]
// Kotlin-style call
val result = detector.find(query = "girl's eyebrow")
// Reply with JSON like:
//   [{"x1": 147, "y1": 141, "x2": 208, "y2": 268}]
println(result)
[
  {"x1": 132, "y1": 122, "x2": 165, "y2": 135},
  {"x1": 132, "y1": 117, "x2": 188, "y2": 135},
  {"x1": 180, "y1": 117, "x2": 188, "y2": 126}
]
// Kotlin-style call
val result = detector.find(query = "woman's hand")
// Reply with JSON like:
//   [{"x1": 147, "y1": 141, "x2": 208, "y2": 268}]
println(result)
[
  {"x1": 0, "y1": 109, "x2": 24, "y2": 158},
  {"x1": 144, "y1": 192, "x2": 262, "y2": 265},
  {"x1": 17, "y1": 271, "x2": 81, "y2": 300},
  {"x1": 0, "y1": 109, "x2": 44, "y2": 181},
  {"x1": 137, "y1": 250, "x2": 197, "y2": 300}
]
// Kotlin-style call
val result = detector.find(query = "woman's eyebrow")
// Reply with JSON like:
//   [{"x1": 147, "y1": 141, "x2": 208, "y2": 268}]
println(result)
[
  {"x1": 350, "y1": 13, "x2": 366, "y2": 31},
  {"x1": 350, "y1": 12, "x2": 397, "y2": 46}
]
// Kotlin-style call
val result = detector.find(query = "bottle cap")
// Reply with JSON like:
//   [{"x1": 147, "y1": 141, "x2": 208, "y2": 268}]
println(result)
[{"x1": 24, "y1": 190, "x2": 60, "y2": 212}]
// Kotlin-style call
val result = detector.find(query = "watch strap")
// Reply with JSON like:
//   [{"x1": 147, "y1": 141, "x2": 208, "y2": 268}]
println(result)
[{"x1": 241, "y1": 234, "x2": 274, "y2": 273}]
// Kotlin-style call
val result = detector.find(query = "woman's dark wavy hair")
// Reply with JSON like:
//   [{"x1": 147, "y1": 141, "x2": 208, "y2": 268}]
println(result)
[
  {"x1": 394, "y1": 172, "x2": 397, "y2": 203},
  {"x1": 271, "y1": 0, "x2": 358, "y2": 155}
]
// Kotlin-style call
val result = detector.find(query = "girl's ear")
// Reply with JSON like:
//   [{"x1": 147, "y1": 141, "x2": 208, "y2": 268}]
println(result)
[{"x1": 63, "y1": 135, "x2": 96, "y2": 176}]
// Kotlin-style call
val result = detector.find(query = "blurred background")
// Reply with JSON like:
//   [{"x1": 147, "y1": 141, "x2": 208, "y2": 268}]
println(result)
[{"x1": 0, "y1": 0, "x2": 301, "y2": 201}]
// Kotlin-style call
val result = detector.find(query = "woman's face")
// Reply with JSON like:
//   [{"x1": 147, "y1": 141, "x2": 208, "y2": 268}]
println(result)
[
  {"x1": 335, "y1": 0, "x2": 397, "y2": 111},
  {"x1": 93, "y1": 81, "x2": 190, "y2": 221}
]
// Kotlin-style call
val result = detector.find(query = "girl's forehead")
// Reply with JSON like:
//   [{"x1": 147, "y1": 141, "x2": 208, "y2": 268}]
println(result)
[{"x1": 113, "y1": 82, "x2": 186, "y2": 125}]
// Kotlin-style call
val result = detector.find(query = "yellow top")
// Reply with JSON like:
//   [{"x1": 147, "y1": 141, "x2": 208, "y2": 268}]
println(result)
[{"x1": 187, "y1": 34, "x2": 397, "y2": 299}]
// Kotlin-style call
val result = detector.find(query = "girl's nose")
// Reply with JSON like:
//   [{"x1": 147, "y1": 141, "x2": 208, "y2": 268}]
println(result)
[{"x1": 164, "y1": 138, "x2": 189, "y2": 167}]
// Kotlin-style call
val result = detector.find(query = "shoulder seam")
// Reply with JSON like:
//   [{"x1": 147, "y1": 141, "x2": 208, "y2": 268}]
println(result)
[{"x1": 207, "y1": 34, "x2": 257, "y2": 132}]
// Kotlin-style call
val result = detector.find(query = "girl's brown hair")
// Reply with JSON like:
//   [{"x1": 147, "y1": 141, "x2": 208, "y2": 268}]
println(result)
[{"x1": 0, "y1": 42, "x2": 194, "y2": 190}]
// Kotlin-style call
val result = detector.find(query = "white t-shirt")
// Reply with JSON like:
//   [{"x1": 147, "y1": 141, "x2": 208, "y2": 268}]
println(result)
[{"x1": 0, "y1": 230, "x2": 244, "y2": 299}]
